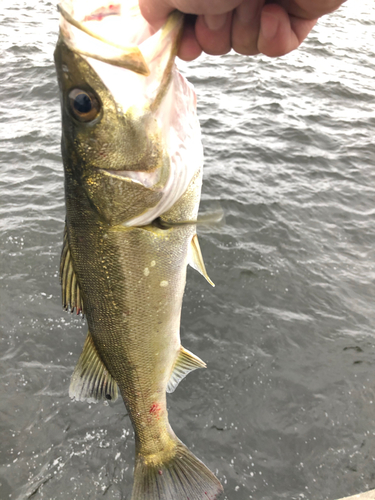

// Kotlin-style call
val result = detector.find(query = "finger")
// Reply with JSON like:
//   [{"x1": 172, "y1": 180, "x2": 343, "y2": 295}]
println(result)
[
  {"x1": 231, "y1": 0, "x2": 265, "y2": 56},
  {"x1": 178, "y1": 16, "x2": 203, "y2": 61},
  {"x1": 139, "y1": 0, "x2": 174, "y2": 29},
  {"x1": 195, "y1": 11, "x2": 233, "y2": 56},
  {"x1": 258, "y1": 4, "x2": 317, "y2": 57},
  {"x1": 139, "y1": 0, "x2": 242, "y2": 29}
]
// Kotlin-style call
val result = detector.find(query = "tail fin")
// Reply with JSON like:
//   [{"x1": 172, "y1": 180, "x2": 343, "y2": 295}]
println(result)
[{"x1": 131, "y1": 439, "x2": 223, "y2": 500}]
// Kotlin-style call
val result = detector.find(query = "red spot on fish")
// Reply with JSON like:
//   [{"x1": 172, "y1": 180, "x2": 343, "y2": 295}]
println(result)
[
  {"x1": 149, "y1": 402, "x2": 162, "y2": 418},
  {"x1": 158, "y1": 469, "x2": 163, "y2": 475}
]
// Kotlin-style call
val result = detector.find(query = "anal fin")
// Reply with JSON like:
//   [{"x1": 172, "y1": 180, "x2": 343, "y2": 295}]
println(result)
[
  {"x1": 188, "y1": 234, "x2": 215, "y2": 287},
  {"x1": 69, "y1": 330, "x2": 118, "y2": 403},
  {"x1": 167, "y1": 346, "x2": 206, "y2": 393},
  {"x1": 60, "y1": 224, "x2": 84, "y2": 314}
]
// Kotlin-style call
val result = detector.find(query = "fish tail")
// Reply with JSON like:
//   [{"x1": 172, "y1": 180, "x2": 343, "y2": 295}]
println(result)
[{"x1": 131, "y1": 438, "x2": 223, "y2": 500}]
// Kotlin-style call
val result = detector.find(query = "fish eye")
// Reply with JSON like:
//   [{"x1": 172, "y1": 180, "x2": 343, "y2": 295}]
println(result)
[{"x1": 68, "y1": 88, "x2": 100, "y2": 123}]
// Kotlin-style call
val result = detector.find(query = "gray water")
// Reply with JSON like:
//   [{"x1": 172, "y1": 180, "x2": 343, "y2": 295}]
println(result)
[{"x1": 1, "y1": 1, "x2": 375, "y2": 499}]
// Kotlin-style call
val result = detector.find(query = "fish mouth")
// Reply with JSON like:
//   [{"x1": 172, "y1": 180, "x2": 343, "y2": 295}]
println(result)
[
  {"x1": 57, "y1": 2, "x2": 151, "y2": 76},
  {"x1": 57, "y1": 2, "x2": 183, "y2": 94},
  {"x1": 57, "y1": 1, "x2": 184, "y2": 113}
]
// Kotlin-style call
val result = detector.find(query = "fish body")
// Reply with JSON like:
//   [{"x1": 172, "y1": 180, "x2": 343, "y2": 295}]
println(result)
[{"x1": 54, "y1": 1, "x2": 223, "y2": 499}]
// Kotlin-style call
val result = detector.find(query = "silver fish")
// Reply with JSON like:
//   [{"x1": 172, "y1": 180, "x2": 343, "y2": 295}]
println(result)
[{"x1": 54, "y1": 1, "x2": 223, "y2": 499}]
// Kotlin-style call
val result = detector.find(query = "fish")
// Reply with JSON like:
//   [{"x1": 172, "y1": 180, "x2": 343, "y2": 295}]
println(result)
[{"x1": 54, "y1": 1, "x2": 224, "y2": 499}]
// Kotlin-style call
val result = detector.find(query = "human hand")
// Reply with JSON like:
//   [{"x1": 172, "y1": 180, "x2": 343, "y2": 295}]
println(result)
[{"x1": 139, "y1": 0, "x2": 346, "y2": 60}]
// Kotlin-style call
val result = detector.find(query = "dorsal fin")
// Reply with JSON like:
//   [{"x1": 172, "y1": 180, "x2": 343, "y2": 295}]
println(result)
[
  {"x1": 69, "y1": 330, "x2": 119, "y2": 403},
  {"x1": 167, "y1": 346, "x2": 206, "y2": 393},
  {"x1": 60, "y1": 224, "x2": 84, "y2": 314},
  {"x1": 188, "y1": 234, "x2": 215, "y2": 287}
]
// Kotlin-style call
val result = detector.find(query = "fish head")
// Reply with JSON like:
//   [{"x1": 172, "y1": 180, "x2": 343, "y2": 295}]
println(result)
[{"x1": 55, "y1": 1, "x2": 203, "y2": 226}]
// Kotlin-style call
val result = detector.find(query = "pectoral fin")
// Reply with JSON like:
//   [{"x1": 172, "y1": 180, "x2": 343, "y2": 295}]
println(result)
[
  {"x1": 60, "y1": 225, "x2": 84, "y2": 314},
  {"x1": 69, "y1": 331, "x2": 118, "y2": 403},
  {"x1": 188, "y1": 234, "x2": 215, "y2": 287},
  {"x1": 167, "y1": 346, "x2": 206, "y2": 393}
]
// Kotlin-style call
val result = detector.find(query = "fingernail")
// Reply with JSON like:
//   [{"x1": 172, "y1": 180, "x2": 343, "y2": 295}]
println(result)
[
  {"x1": 203, "y1": 13, "x2": 228, "y2": 31},
  {"x1": 260, "y1": 11, "x2": 278, "y2": 40}
]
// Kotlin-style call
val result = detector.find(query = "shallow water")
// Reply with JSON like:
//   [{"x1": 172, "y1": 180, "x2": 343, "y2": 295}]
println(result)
[{"x1": 1, "y1": 1, "x2": 375, "y2": 499}]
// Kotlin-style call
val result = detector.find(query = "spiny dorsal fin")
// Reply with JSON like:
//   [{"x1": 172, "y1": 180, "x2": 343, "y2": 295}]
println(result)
[
  {"x1": 188, "y1": 234, "x2": 215, "y2": 287},
  {"x1": 69, "y1": 330, "x2": 118, "y2": 403},
  {"x1": 60, "y1": 224, "x2": 84, "y2": 315},
  {"x1": 167, "y1": 346, "x2": 206, "y2": 393}
]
